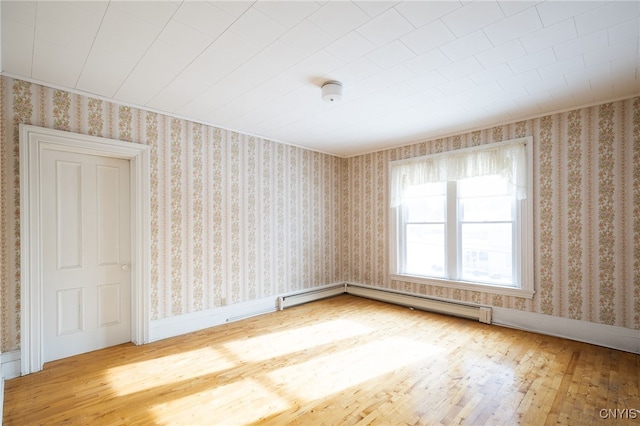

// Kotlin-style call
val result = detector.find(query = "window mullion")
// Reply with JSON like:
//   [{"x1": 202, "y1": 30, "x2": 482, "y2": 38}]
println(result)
[
  {"x1": 446, "y1": 181, "x2": 457, "y2": 280},
  {"x1": 399, "y1": 206, "x2": 408, "y2": 274},
  {"x1": 512, "y1": 196, "x2": 518, "y2": 286}
]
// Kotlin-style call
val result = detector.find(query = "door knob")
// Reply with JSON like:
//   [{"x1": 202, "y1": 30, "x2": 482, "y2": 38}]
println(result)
[{"x1": 121, "y1": 264, "x2": 130, "y2": 270}]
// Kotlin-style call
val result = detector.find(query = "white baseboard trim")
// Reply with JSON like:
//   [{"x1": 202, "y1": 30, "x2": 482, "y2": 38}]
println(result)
[
  {"x1": 150, "y1": 297, "x2": 277, "y2": 342},
  {"x1": 1, "y1": 351, "x2": 21, "y2": 380},
  {"x1": 492, "y1": 307, "x2": 640, "y2": 354},
  {"x1": 150, "y1": 283, "x2": 347, "y2": 342},
  {"x1": 345, "y1": 283, "x2": 639, "y2": 354},
  {"x1": 1, "y1": 376, "x2": 3, "y2": 426}
]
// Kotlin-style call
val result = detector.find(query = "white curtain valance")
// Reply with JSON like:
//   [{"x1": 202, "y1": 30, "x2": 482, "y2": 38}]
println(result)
[{"x1": 390, "y1": 140, "x2": 528, "y2": 207}]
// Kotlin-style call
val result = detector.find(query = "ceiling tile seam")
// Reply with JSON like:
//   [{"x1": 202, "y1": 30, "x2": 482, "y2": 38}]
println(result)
[
  {"x1": 325, "y1": 1, "x2": 421, "y2": 45},
  {"x1": 619, "y1": 28, "x2": 640, "y2": 51},
  {"x1": 172, "y1": 6, "x2": 337, "y2": 117},
  {"x1": 353, "y1": 8, "x2": 415, "y2": 47},
  {"x1": 386, "y1": 38, "x2": 419, "y2": 65},
  {"x1": 255, "y1": 0, "x2": 322, "y2": 29},
  {"x1": 73, "y1": 1, "x2": 110, "y2": 89},
  {"x1": 150, "y1": 5, "x2": 288, "y2": 114},
  {"x1": 444, "y1": 2, "x2": 504, "y2": 39},
  {"x1": 530, "y1": 23, "x2": 565, "y2": 88},
  {"x1": 434, "y1": 8, "x2": 500, "y2": 67},
  {"x1": 576, "y1": 2, "x2": 640, "y2": 38},
  {"x1": 252, "y1": 11, "x2": 335, "y2": 63},
  {"x1": 111, "y1": 0, "x2": 190, "y2": 102},
  {"x1": 420, "y1": 1, "x2": 465, "y2": 35},
  {"x1": 523, "y1": 16, "x2": 580, "y2": 56},
  {"x1": 533, "y1": 3, "x2": 548, "y2": 29},
  {"x1": 352, "y1": 1, "x2": 396, "y2": 20},
  {"x1": 144, "y1": 2, "x2": 261, "y2": 110},
  {"x1": 29, "y1": 1, "x2": 40, "y2": 77},
  {"x1": 279, "y1": 18, "x2": 333, "y2": 53},
  {"x1": 440, "y1": 34, "x2": 493, "y2": 66},
  {"x1": 587, "y1": 63, "x2": 613, "y2": 92},
  {"x1": 479, "y1": 8, "x2": 543, "y2": 51},
  {"x1": 312, "y1": 0, "x2": 418, "y2": 51},
  {"x1": 495, "y1": 2, "x2": 512, "y2": 19},
  {"x1": 434, "y1": 18, "x2": 458, "y2": 57},
  {"x1": 501, "y1": 39, "x2": 541, "y2": 80},
  {"x1": 225, "y1": 0, "x2": 403, "y2": 93},
  {"x1": 190, "y1": 14, "x2": 353, "y2": 122},
  {"x1": 192, "y1": 59, "x2": 324, "y2": 128}
]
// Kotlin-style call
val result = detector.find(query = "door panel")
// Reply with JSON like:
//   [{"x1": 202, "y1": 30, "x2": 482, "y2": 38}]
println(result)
[
  {"x1": 56, "y1": 160, "x2": 83, "y2": 269},
  {"x1": 57, "y1": 288, "x2": 84, "y2": 335},
  {"x1": 42, "y1": 149, "x2": 131, "y2": 363},
  {"x1": 98, "y1": 283, "x2": 121, "y2": 327},
  {"x1": 97, "y1": 165, "x2": 121, "y2": 266}
]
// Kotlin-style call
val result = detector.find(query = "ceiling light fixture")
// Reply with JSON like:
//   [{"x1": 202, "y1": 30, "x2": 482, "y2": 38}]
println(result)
[{"x1": 321, "y1": 81, "x2": 342, "y2": 102}]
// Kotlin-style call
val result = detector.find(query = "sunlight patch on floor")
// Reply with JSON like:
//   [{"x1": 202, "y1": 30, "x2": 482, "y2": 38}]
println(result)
[
  {"x1": 223, "y1": 319, "x2": 374, "y2": 362},
  {"x1": 268, "y1": 337, "x2": 444, "y2": 401},
  {"x1": 150, "y1": 378, "x2": 290, "y2": 425},
  {"x1": 105, "y1": 347, "x2": 235, "y2": 396}
]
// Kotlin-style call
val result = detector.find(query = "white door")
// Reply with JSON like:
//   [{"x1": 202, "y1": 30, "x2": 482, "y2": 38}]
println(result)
[{"x1": 41, "y1": 149, "x2": 131, "y2": 362}]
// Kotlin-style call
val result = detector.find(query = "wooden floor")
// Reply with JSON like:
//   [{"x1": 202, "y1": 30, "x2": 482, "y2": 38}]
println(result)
[{"x1": 3, "y1": 295, "x2": 639, "y2": 425}]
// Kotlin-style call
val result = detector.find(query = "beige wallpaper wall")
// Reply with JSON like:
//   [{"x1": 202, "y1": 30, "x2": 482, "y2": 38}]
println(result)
[
  {"x1": 1, "y1": 75, "x2": 638, "y2": 353},
  {"x1": 344, "y1": 97, "x2": 640, "y2": 330},
  {"x1": 0, "y1": 77, "x2": 344, "y2": 352}
]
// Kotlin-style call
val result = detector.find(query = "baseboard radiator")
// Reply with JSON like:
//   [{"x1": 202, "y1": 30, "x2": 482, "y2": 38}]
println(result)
[
  {"x1": 277, "y1": 283, "x2": 491, "y2": 324},
  {"x1": 346, "y1": 285, "x2": 492, "y2": 324},
  {"x1": 278, "y1": 284, "x2": 346, "y2": 310}
]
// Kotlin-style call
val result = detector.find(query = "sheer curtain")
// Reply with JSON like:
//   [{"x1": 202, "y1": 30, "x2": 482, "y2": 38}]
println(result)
[{"x1": 390, "y1": 140, "x2": 528, "y2": 207}]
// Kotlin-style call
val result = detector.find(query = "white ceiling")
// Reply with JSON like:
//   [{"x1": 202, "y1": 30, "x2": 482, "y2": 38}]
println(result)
[{"x1": 2, "y1": 1, "x2": 639, "y2": 157}]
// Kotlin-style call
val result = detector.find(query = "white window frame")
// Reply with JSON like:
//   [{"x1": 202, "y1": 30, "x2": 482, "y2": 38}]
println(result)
[{"x1": 389, "y1": 137, "x2": 534, "y2": 299}]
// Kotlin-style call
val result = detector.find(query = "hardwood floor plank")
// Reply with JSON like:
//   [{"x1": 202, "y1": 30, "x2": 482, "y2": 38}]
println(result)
[{"x1": 3, "y1": 295, "x2": 639, "y2": 425}]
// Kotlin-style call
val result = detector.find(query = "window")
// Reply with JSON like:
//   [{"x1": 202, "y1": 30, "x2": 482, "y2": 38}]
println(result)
[{"x1": 390, "y1": 138, "x2": 534, "y2": 298}]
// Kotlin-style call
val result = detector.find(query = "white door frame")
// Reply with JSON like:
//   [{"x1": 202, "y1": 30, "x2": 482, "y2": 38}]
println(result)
[{"x1": 19, "y1": 124, "x2": 151, "y2": 375}]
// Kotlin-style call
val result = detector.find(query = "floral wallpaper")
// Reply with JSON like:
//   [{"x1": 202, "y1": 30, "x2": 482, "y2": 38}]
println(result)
[
  {"x1": 0, "y1": 77, "x2": 5, "y2": 352},
  {"x1": 0, "y1": 77, "x2": 343, "y2": 352},
  {"x1": 1, "y1": 75, "x2": 638, "y2": 353},
  {"x1": 344, "y1": 97, "x2": 640, "y2": 330}
]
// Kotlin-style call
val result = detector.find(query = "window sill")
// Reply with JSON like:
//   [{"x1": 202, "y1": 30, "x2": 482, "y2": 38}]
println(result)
[{"x1": 390, "y1": 274, "x2": 535, "y2": 299}]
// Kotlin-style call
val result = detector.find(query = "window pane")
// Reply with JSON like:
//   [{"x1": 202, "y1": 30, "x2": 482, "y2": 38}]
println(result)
[
  {"x1": 404, "y1": 182, "x2": 446, "y2": 222},
  {"x1": 460, "y1": 223, "x2": 513, "y2": 286},
  {"x1": 405, "y1": 196, "x2": 446, "y2": 222},
  {"x1": 460, "y1": 196, "x2": 513, "y2": 221},
  {"x1": 405, "y1": 224, "x2": 445, "y2": 278},
  {"x1": 459, "y1": 175, "x2": 514, "y2": 221}
]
